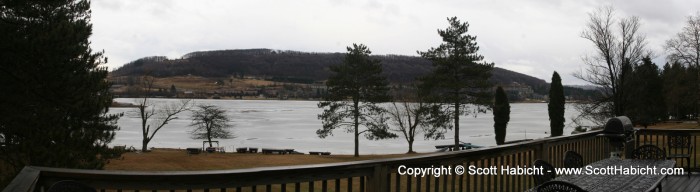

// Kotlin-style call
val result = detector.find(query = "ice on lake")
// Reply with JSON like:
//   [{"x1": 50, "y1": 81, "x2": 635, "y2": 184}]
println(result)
[{"x1": 109, "y1": 98, "x2": 584, "y2": 155}]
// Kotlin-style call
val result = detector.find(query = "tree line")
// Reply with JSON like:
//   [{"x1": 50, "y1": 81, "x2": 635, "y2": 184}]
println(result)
[
  {"x1": 111, "y1": 47, "x2": 597, "y2": 99},
  {"x1": 574, "y1": 7, "x2": 700, "y2": 127}
]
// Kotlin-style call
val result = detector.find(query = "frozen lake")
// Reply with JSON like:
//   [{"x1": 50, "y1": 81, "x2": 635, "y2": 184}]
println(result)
[{"x1": 109, "y1": 98, "x2": 584, "y2": 155}]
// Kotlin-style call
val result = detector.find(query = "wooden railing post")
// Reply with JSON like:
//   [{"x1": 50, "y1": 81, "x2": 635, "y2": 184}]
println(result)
[
  {"x1": 366, "y1": 164, "x2": 388, "y2": 192},
  {"x1": 534, "y1": 142, "x2": 549, "y2": 162},
  {"x1": 2, "y1": 167, "x2": 41, "y2": 192}
]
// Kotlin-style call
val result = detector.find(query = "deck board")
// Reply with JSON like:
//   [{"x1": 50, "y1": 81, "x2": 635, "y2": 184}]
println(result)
[{"x1": 664, "y1": 173, "x2": 700, "y2": 192}]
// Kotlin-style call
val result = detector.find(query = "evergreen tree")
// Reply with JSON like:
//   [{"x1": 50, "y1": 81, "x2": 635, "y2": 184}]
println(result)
[
  {"x1": 317, "y1": 44, "x2": 396, "y2": 157},
  {"x1": 664, "y1": 12, "x2": 700, "y2": 124},
  {"x1": 0, "y1": 0, "x2": 120, "y2": 185},
  {"x1": 419, "y1": 17, "x2": 494, "y2": 150},
  {"x1": 170, "y1": 84, "x2": 177, "y2": 97},
  {"x1": 625, "y1": 57, "x2": 666, "y2": 127},
  {"x1": 663, "y1": 62, "x2": 698, "y2": 120},
  {"x1": 548, "y1": 72, "x2": 565, "y2": 137},
  {"x1": 493, "y1": 86, "x2": 510, "y2": 145}
]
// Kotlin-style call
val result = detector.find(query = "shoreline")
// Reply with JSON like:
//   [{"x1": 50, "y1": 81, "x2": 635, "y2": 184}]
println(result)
[
  {"x1": 112, "y1": 97, "x2": 593, "y2": 104},
  {"x1": 110, "y1": 101, "x2": 138, "y2": 108}
]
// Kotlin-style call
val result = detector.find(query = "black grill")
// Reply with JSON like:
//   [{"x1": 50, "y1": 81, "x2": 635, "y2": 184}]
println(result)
[
  {"x1": 597, "y1": 116, "x2": 634, "y2": 157},
  {"x1": 599, "y1": 116, "x2": 633, "y2": 142}
]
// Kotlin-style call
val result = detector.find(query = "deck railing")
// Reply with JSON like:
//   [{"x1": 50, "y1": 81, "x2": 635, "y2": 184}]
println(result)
[
  {"x1": 4, "y1": 130, "x2": 610, "y2": 192},
  {"x1": 635, "y1": 128, "x2": 700, "y2": 172}
]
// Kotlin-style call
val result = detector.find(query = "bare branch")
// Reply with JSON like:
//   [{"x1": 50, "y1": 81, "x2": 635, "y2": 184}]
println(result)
[{"x1": 574, "y1": 6, "x2": 649, "y2": 121}]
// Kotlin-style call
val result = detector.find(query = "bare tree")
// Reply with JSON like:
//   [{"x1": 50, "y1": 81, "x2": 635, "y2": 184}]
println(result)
[
  {"x1": 666, "y1": 12, "x2": 700, "y2": 69},
  {"x1": 132, "y1": 76, "x2": 192, "y2": 152},
  {"x1": 189, "y1": 105, "x2": 235, "y2": 147},
  {"x1": 574, "y1": 6, "x2": 650, "y2": 122},
  {"x1": 665, "y1": 12, "x2": 700, "y2": 123},
  {"x1": 385, "y1": 95, "x2": 450, "y2": 154}
]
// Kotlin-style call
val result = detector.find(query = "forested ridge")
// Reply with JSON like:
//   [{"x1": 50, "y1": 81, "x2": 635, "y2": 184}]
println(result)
[{"x1": 111, "y1": 49, "x2": 592, "y2": 96}]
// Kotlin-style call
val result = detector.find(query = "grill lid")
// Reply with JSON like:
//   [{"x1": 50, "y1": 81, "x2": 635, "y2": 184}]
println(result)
[{"x1": 603, "y1": 116, "x2": 633, "y2": 134}]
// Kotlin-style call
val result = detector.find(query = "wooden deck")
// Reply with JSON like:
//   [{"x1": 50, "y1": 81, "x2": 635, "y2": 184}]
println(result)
[{"x1": 663, "y1": 173, "x2": 700, "y2": 192}]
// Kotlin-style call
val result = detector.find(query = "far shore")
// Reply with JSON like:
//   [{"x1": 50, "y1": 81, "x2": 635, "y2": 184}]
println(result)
[
  {"x1": 110, "y1": 101, "x2": 139, "y2": 108},
  {"x1": 112, "y1": 97, "x2": 602, "y2": 104}
]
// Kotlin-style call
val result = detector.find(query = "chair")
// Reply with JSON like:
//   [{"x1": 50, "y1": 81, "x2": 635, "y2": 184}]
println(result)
[
  {"x1": 563, "y1": 151, "x2": 584, "y2": 168},
  {"x1": 632, "y1": 144, "x2": 666, "y2": 160},
  {"x1": 666, "y1": 132, "x2": 693, "y2": 177},
  {"x1": 533, "y1": 159, "x2": 556, "y2": 186},
  {"x1": 537, "y1": 181, "x2": 587, "y2": 192},
  {"x1": 47, "y1": 180, "x2": 96, "y2": 192}
]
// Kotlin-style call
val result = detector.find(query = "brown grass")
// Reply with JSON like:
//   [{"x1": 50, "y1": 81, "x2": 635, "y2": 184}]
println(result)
[
  {"x1": 104, "y1": 149, "x2": 423, "y2": 171},
  {"x1": 645, "y1": 121, "x2": 700, "y2": 129}
]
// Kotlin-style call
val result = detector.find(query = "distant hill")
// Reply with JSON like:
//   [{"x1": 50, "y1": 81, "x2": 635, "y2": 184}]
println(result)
[{"x1": 111, "y1": 49, "x2": 592, "y2": 97}]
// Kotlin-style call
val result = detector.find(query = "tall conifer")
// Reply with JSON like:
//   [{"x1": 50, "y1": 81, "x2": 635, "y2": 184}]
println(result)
[
  {"x1": 549, "y1": 72, "x2": 565, "y2": 137},
  {"x1": 493, "y1": 86, "x2": 510, "y2": 145},
  {"x1": 419, "y1": 17, "x2": 494, "y2": 150},
  {"x1": 0, "y1": 0, "x2": 120, "y2": 185}
]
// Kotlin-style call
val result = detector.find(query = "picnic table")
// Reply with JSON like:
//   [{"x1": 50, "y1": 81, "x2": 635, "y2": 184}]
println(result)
[
  {"x1": 309, "y1": 151, "x2": 331, "y2": 155},
  {"x1": 261, "y1": 148, "x2": 296, "y2": 154},
  {"x1": 435, "y1": 143, "x2": 482, "y2": 151},
  {"x1": 236, "y1": 147, "x2": 259, "y2": 153},
  {"x1": 186, "y1": 148, "x2": 201, "y2": 155},
  {"x1": 528, "y1": 157, "x2": 675, "y2": 192}
]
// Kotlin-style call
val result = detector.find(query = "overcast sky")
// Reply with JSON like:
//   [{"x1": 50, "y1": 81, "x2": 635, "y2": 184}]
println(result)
[{"x1": 90, "y1": 0, "x2": 700, "y2": 85}]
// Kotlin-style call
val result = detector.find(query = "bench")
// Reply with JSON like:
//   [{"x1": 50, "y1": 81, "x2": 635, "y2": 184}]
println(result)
[
  {"x1": 186, "y1": 148, "x2": 201, "y2": 155},
  {"x1": 309, "y1": 151, "x2": 331, "y2": 155}
]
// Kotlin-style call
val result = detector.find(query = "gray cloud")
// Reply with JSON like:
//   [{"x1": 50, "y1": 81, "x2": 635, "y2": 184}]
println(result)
[{"x1": 90, "y1": 0, "x2": 700, "y2": 85}]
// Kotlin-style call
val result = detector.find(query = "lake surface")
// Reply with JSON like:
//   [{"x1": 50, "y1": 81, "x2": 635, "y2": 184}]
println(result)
[{"x1": 109, "y1": 98, "x2": 585, "y2": 154}]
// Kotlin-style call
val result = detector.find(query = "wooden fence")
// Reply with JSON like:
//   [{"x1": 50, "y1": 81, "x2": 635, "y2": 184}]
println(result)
[
  {"x1": 635, "y1": 128, "x2": 700, "y2": 172},
  {"x1": 4, "y1": 130, "x2": 610, "y2": 192}
]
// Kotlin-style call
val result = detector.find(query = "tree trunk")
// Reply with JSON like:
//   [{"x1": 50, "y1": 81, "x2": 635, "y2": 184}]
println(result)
[
  {"x1": 454, "y1": 101, "x2": 460, "y2": 151},
  {"x1": 408, "y1": 140, "x2": 414, "y2": 154},
  {"x1": 142, "y1": 139, "x2": 149, "y2": 152},
  {"x1": 354, "y1": 100, "x2": 360, "y2": 157},
  {"x1": 208, "y1": 129, "x2": 213, "y2": 147},
  {"x1": 140, "y1": 98, "x2": 149, "y2": 152}
]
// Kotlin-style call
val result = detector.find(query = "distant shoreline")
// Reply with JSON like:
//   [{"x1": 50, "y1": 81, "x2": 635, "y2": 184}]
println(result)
[
  {"x1": 112, "y1": 97, "x2": 584, "y2": 104},
  {"x1": 111, "y1": 101, "x2": 138, "y2": 108}
]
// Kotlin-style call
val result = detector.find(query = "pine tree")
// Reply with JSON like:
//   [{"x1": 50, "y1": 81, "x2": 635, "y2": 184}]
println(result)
[
  {"x1": 548, "y1": 72, "x2": 565, "y2": 137},
  {"x1": 493, "y1": 86, "x2": 510, "y2": 145},
  {"x1": 0, "y1": 0, "x2": 120, "y2": 185},
  {"x1": 625, "y1": 57, "x2": 666, "y2": 127},
  {"x1": 317, "y1": 44, "x2": 396, "y2": 157},
  {"x1": 419, "y1": 17, "x2": 494, "y2": 150},
  {"x1": 663, "y1": 62, "x2": 699, "y2": 120},
  {"x1": 170, "y1": 84, "x2": 177, "y2": 97}
]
